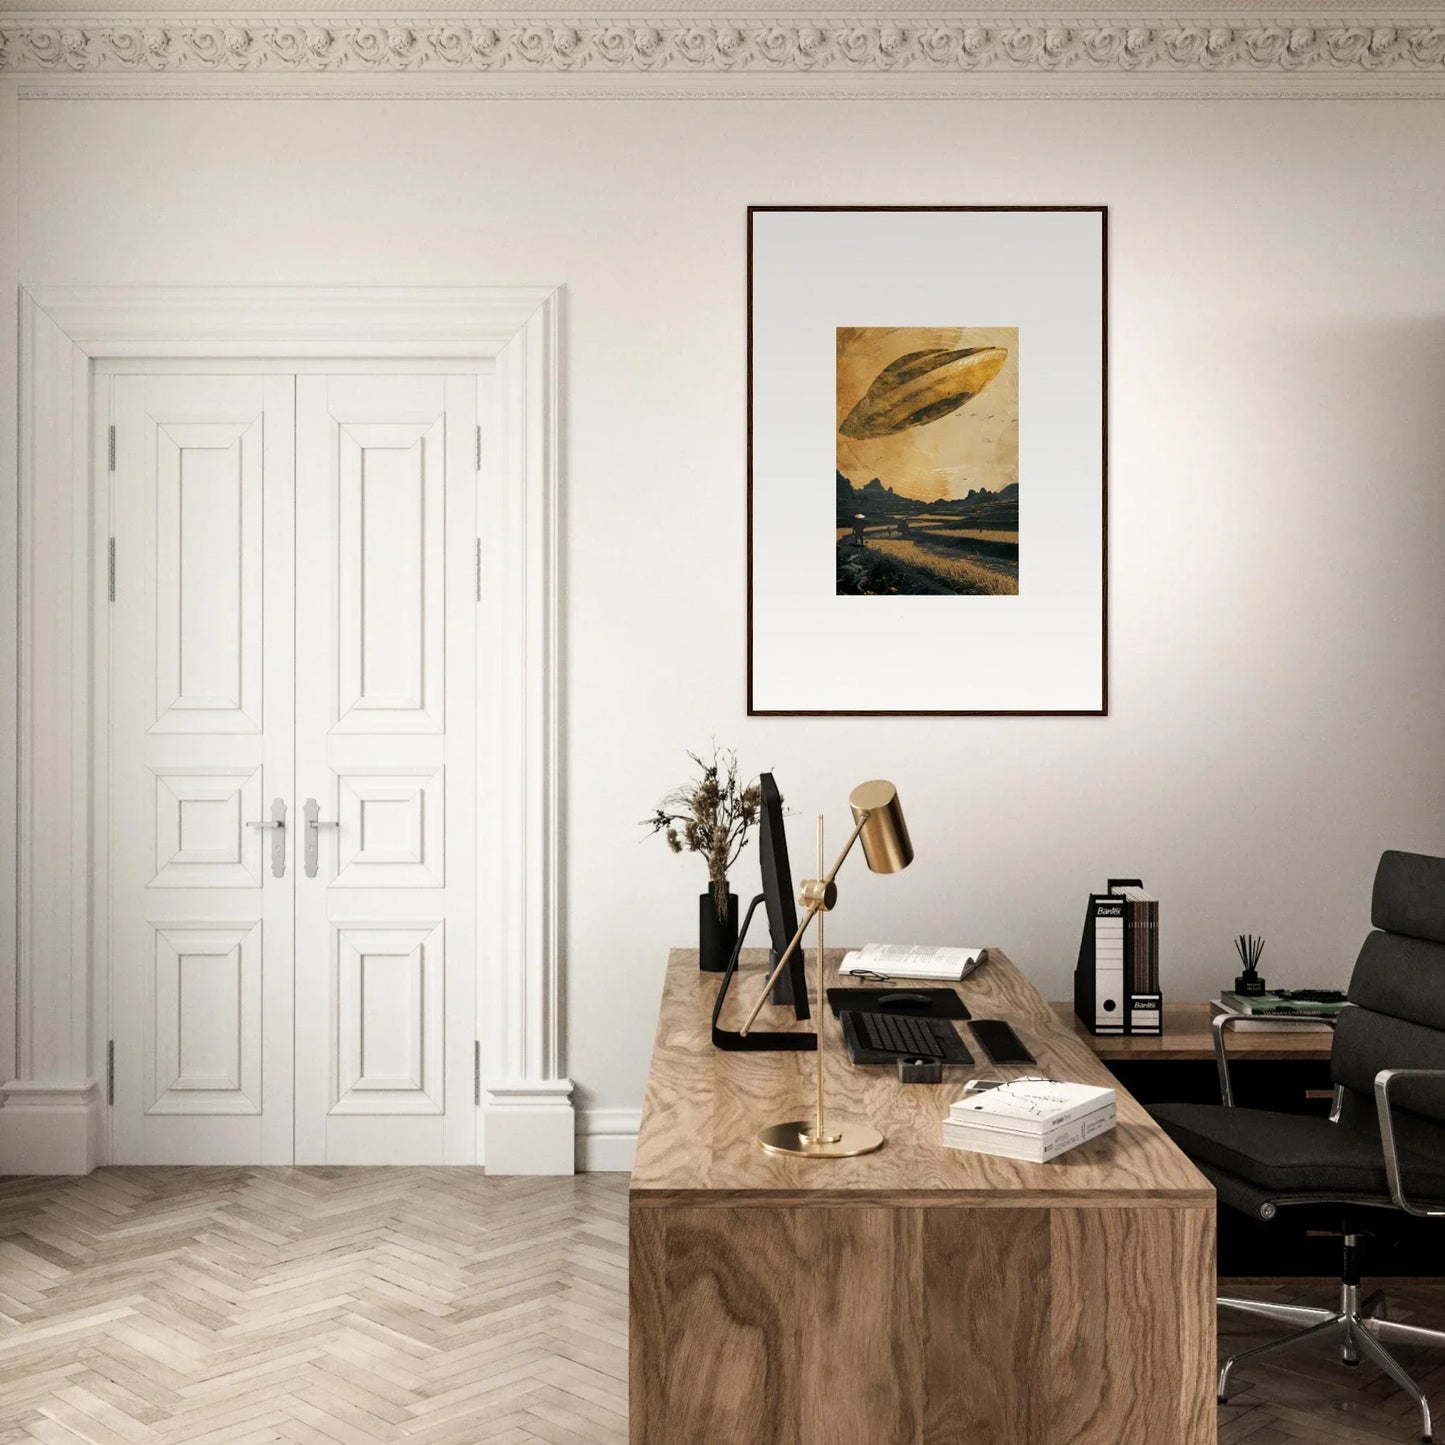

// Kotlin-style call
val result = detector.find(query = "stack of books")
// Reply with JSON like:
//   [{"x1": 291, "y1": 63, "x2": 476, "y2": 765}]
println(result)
[
  {"x1": 941, "y1": 1079, "x2": 1116, "y2": 1163},
  {"x1": 1210, "y1": 989, "x2": 1345, "y2": 1033}
]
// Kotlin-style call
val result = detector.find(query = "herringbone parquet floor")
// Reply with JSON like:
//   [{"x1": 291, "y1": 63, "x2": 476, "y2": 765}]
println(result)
[
  {"x1": 0, "y1": 1168, "x2": 1442, "y2": 1443},
  {"x1": 0, "y1": 1169, "x2": 628, "y2": 1444},
  {"x1": 1218, "y1": 1277, "x2": 1445, "y2": 1444}
]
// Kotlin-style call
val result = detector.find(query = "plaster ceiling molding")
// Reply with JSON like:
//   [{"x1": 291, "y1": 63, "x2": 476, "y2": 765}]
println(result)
[{"x1": 2, "y1": 12, "x2": 1445, "y2": 95}]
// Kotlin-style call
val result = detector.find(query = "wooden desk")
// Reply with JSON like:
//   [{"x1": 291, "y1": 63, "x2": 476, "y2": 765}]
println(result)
[
  {"x1": 1053, "y1": 999, "x2": 1334, "y2": 1062},
  {"x1": 630, "y1": 949, "x2": 1216, "y2": 1445}
]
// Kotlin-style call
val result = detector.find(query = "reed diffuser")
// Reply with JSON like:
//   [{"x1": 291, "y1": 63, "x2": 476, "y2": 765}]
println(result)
[{"x1": 1233, "y1": 933, "x2": 1267, "y2": 997}]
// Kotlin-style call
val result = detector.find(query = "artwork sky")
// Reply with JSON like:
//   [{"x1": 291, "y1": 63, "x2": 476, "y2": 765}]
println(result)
[{"x1": 837, "y1": 326, "x2": 1019, "y2": 503}]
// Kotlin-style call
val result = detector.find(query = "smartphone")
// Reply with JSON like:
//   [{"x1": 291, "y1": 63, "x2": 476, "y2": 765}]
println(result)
[{"x1": 970, "y1": 1019, "x2": 1036, "y2": 1066}]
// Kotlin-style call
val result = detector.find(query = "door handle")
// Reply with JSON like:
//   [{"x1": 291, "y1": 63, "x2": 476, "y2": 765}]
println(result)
[
  {"x1": 303, "y1": 797, "x2": 340, "y2": 879},
  {"x1": 246, "y1": 797, "x2": 288, "y2": 879}
]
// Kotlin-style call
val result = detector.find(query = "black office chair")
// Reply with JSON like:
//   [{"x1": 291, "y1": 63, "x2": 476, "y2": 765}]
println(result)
[{"x1": 1151, "y1": 850, "x2": 1445, "y2": 1443}]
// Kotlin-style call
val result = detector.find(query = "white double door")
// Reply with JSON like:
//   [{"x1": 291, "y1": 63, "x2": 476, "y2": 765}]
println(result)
[{"x1": 108, "y1": 369, "x2": 479, "y2": 1165}]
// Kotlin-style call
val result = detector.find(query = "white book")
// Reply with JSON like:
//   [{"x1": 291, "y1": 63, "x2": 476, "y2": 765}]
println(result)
[
  {"x1": 942, "y1": 1104, "x2": 1116, "y2": 1163},
  {"x1": 839, "y1": 943, "x2": 985, "y2": 982},
  {"x1": 944, "y1": 1100, "x2": 1117, "y2": 1153},
  {"x1": 1210, "y1": 1001, "x2": 1333, "y2": 1034},
  {"x1": 949, "y1": 1079, "x2": 1115, "y2": 1134}
]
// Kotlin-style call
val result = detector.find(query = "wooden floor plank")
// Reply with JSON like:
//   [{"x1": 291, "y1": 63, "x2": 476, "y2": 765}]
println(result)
[{"x1": 0, "y1": 1172, "x2": 628, "y2": 1445}]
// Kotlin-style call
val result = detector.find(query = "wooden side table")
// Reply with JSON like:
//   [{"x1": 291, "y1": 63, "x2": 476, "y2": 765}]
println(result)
[{"x1": 1052, "y1": 1000, "x2": 1333, "y2": 1063}]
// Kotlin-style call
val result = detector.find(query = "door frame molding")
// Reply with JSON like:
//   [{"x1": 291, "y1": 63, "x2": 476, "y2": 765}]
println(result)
[{"x1": 5, "y1": 285, "x2": 572, "y2": 1175}]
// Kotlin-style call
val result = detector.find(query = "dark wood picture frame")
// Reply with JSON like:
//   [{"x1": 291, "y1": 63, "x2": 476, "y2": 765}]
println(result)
[{"x1": 746, "y1": 204, "x2": 1109, "y2": 717}]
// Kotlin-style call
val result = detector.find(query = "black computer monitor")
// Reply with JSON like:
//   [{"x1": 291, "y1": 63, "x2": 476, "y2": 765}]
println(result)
[
  {"x1": 709, "y1": 772, "x2": 816, "y2": 1051},
  {"x1": 758, "y1": 773, "x2": 810, "y2": 1020}
]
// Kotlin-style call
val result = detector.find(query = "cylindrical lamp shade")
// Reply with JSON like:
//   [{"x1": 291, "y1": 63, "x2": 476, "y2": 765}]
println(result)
[{"x1": 848, "y1": 780, "x2": 914, "y2": 874}]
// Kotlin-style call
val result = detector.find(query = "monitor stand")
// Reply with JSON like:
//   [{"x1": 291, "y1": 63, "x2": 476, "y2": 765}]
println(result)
[
  {"x1": 771, "y1": 948, "x2": 805, "y2": 1009},
  {"x1": 711, "y1": 895, "x2": 817, "y2": 1053}
]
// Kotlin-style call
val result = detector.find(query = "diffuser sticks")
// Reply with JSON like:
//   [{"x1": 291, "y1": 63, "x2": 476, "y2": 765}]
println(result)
[{"x1": 1233, "y1": 933, "x2": 1266, "y2": 996}]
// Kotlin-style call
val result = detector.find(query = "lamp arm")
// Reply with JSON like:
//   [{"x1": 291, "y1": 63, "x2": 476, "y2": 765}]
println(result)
[
  {"x1": 737, "y1": 812, "x2": 871, "y2": 1037},
  {"x1": 820, "y1": 812, "x2": 870, "y2": 890}
]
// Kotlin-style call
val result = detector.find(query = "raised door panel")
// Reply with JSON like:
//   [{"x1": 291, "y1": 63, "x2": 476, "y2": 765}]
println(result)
[
  {"x1": 333, "y1": 921, "x2": 444, "y2": 1113},
  {"x1": 333, "y1": 767, "x2": 444, "y2": 889},
  {"x1": 150, "y1": 921, "x2": 262, "y2": 1114},
  {"x1": 335, "y1": 420, "x2": 445, "y2": 734},
  {"x1": 109, "y1": 373, "x2": 295, "y2": 1166},
  {"x1": 295, "y1": 374, "x2": 477, "y2": 1166},
  {"x1": 149, "y1": 766, "x2": 264, "y2": 888},
  {"x1": 151, "y1": 419, "x2": 263, "y2": 734}
]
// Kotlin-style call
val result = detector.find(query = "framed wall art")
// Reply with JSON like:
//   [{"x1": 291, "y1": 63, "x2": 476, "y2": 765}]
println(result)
[{"x1": 747, "y1": 205, "x2": 1108, "y2": 716}]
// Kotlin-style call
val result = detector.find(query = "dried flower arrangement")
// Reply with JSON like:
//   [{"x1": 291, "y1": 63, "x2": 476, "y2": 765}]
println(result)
[{"x1": 642, "y1": 746, "x2": 762, "y2": 923}]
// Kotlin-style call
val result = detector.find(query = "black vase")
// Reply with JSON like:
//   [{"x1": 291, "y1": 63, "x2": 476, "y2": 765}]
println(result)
[{"x1": 698, "y1": 888, "x2": 739, "y2": 972}]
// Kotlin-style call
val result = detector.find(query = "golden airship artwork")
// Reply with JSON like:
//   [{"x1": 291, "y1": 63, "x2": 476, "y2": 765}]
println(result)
[
  {"x1": 836, "y1": 326, "x2": 1020, "y2": 598},
  {"x1": 748, "y1": 206, "x2": 1107, "y2": 717}
]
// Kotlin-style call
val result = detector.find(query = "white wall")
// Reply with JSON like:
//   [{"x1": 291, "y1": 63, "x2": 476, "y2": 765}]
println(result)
[{"x1": 16, "y1": 95, "x2": 1445, "y2": 1142}]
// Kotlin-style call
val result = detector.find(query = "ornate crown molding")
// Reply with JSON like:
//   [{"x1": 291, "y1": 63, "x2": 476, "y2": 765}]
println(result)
[{"x1": 4, "y1": 13, "x2": 1445, "y2": 92}]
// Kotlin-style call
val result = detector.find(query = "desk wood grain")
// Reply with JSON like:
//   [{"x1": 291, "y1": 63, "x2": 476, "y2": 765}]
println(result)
[
  {"x1": 629, "y1": 949, "x2": 1216, "y2": 1445},
  {"x1": 631, "y1": 948, "x2": 1212, "y2": 1206}
]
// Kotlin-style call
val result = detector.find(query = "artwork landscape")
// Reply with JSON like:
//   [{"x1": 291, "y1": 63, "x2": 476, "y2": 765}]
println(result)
[{"x1": 836, "y1": 325, "x2": 1019, "y2": 597}]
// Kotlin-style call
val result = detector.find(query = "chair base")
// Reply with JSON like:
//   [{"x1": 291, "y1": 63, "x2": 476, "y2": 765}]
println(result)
[{"x1": 1219, "y1": 1275, "x2": 1445, "y2": 1443}]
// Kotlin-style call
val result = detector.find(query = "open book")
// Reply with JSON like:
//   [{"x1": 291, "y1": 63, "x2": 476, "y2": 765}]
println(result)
[{"x1": 839, "y1": 943, "x2": 986, "y2": 982}]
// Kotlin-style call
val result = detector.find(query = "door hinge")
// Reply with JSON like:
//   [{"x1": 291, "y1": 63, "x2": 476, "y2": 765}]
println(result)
[
  {"x1": 475, "y1": 424, "x2": 482, "y2": 472},
  {"x1": 107, "y1": 538, "x2": 116, "y2": 602},
  {"x1": 474, "y1": 539, "x2": 482, "y2": 602},
  {"x1": 474, "y1": 1041, "x2": 481, "y2": 1106},
  {"x1": 107, "y1": 425, "x2": 116, "y2": 472},
  {"x1": 106, "y1": 1041, "x2": 115, "y2": 1106}
]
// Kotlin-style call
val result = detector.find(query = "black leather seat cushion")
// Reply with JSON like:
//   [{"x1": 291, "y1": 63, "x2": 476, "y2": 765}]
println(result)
[{"x1": 1150, "y1": 1101, "x2": 1445, "y2": 1198}]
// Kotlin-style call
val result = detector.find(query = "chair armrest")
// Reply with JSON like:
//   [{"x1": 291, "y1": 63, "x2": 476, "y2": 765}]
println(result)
[
  {"x1": 1212, "y1": 1010, "x2": 1339, "y2": 1108},
  {"x1": 1374, "y1": 1068, "x2": 1445, "y2": 1218}
]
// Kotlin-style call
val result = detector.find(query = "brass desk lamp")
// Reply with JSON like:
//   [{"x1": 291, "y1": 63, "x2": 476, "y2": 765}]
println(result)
[{"x1": 738, "y1": 779, "x2": 913, "y2": 1158}]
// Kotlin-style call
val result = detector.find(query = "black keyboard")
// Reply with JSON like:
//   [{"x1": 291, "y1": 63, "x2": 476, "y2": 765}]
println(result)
[{"x1": 842, "y1": 1011, "x2": 974, "y2": 1065}]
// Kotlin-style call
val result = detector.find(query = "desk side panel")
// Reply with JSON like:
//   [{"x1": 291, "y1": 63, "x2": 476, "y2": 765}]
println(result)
[
  {"x1": 1049, "y1": 1205, "x2": 1216, "y2": 1445},
  {"x1": 922, "y1": 1207, "x2": 1051, "y2": 1444},
  {"x1": 629, "y1": 1202, "x2": 667, "y2": 1442},
  {"x1": 629, "y1": 1198, "x2": 1215, "y2": 1445},
  {"x1": 630, "y1": 1202, "x2": 924, "y2": 1445}
]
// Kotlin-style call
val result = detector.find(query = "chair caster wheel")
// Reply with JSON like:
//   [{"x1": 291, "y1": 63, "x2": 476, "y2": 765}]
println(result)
[
  {"x1": 1217, "y1": 1397, "x2": 1227, "y2": 1405},
  {"x1": 1342, "y1": 1358, "x2": 1360, "y2": 1368}
]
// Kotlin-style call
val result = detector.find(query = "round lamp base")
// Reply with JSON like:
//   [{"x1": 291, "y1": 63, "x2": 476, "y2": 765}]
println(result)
[{"x1": 756, "y1": 1119, "x2": 885, "y2": 1158}]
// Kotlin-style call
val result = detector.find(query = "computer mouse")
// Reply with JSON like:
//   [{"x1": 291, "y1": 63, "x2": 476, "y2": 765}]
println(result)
[{"x1": 878, "y1": 992, "x2": 932, "y2": 1011}]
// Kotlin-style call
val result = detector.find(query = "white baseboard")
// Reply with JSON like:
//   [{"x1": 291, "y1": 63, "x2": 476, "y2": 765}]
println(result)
[
  {"x1": 0, "y1": 1080, "x2": 102, "y2": 1175},
  {"x1": 577, "y1": 1107, "x2": 639, "y2": 1173},
  {"x1": 483, "y1": 1079, "x2": 576, "y2": 1175},
  {"x1": 0, "y1": 1080, "x2": 637, "y2": 1176}
]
